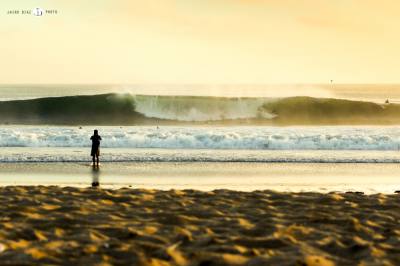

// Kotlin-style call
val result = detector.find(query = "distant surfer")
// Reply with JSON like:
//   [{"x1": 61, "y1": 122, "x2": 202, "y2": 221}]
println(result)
[
  {"x1": 90, "y1": 129, "x2": 102, "y2": 167},
  {"x1": 385, "y1": 99, "x2": 390, "y2": 104}
]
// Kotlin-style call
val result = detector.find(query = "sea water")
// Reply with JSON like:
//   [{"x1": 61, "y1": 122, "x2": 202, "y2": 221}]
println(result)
[
  {"x1": 1, "y1": 125, "x2": 400, "y2": 154},
  {"x1": 0, "y1": 125, "x2": 400, "y2": 193},
  {"x1": 1, "y1": 84, "x2": 400, "y2": 192}
]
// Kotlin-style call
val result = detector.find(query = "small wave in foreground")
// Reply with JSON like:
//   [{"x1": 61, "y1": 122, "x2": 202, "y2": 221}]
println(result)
[
  {"x1": 1, "y1": 126, "x2": 400, "y2": 150},
  {"x1": 1, "y1": 148, "x2": 400, "y2": 163}
]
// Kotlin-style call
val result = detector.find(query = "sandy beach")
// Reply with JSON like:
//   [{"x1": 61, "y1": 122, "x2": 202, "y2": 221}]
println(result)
[{"x1": 0, "y1": 187, "x2": 399, "y2": 265}]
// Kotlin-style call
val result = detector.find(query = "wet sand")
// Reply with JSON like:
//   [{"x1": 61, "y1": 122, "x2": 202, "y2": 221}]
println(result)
[
  {"x1": 2, "y1": 162, "x2": 400, "y2": 193},
  {"x1": 0, "y1": 186, "x2": 399, "y2": 265}
]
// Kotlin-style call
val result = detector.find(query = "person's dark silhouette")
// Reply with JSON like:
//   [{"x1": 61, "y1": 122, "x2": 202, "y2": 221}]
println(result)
[{"x1": 90, "y1": 129, "x2": 102, "y2": 167}]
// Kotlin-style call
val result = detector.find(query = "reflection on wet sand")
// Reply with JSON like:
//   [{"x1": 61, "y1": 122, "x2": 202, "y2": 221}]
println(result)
[
  {"x1": 1, "y1": 162, "x2": 400, "y2": 193},
  {"x1": 91, "y1": 166, "x2": 100, "y2": 187}
]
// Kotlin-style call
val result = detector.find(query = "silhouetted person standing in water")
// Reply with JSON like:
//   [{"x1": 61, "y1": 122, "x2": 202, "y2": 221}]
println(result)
[{"x1": 90, "y1": 130, "x2": 102, "y2": 167}]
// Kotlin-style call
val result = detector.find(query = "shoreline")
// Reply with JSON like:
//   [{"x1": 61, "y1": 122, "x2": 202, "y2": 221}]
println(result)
[
  {"x1": 0, "y1": 162, "x2": 400, "y2": 194},
  {"x1": 0, "y1": 186, "x2": 399, "y2": 265}
]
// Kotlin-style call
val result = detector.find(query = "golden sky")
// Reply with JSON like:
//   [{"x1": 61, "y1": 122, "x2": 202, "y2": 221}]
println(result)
[{"x1": 0, "y1": 0, "x2": 399, "y2": 84}]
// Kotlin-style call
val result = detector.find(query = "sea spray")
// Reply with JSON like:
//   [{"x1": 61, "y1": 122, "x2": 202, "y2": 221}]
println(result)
[
  {"x1": 1, "y1": 94, "x2": 400, "y2": 125},
  {"x1": 132, "y1": 95, "x2": 276, "y2": 121}
]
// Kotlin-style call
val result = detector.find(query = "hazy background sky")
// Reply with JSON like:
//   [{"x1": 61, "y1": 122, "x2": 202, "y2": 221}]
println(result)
[{"x1": 0, "y1": 0, "x2": 399, "y2": 84}]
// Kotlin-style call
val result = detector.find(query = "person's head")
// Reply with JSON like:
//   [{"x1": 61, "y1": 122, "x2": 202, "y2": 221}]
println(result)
[{"x1": 94, "y1": 129, "x2": 98, "y2": 136}]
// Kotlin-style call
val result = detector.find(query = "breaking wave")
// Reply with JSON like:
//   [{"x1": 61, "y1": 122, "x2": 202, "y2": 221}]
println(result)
[
  {"x1": 1, "y1": 93, "x2": 400, "y2": 125},
  {"x1": 2, "y1": 126, "x2": 400, "y2": 150},
  {"x1": 133, "y1": 95, "x2": 275, "y2": 121}
]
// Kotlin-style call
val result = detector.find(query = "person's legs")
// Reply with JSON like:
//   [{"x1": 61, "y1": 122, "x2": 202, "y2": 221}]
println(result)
[
  {"x1": 96, "y1": 149, "x2": 100, "y2": 166},
  {"x1": 92, "y1": 155, "x2": 95, "y2": 166}
]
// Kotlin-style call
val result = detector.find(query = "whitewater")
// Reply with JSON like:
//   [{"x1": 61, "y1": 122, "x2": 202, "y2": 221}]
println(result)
[
  {"x1": 2, "y1": 125, "x2": 400, "y2": 150},
  {"x1": 132, "y1": 95, "x2": 276, "y2": 121},
  {"x1": 1, "y1": 125, "x2": 400, "y2": 163}
]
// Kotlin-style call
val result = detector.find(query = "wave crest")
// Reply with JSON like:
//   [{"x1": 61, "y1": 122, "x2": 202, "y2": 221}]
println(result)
[
  {"x1": 1, "y1": 94, "x2": 400, "y2": 125},
  {"x1": 133, "y1": 95, "x2": 275, "y2": 121}
]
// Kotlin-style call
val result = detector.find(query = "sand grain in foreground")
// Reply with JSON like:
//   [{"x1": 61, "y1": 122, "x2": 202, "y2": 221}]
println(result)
[{"x1": 0, "y1": 186, "x2": 399, "y2": 265}]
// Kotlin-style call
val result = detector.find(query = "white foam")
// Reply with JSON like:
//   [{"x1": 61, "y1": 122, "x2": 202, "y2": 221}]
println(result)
[
  {"x1": 133, "y1": 95, "x2": 276, "y2": 121},
  {"x1": 1, "y1": 148, "x2": 400, "y2": 163},
  {"x1": 1, "y1": 126, "x2": 400, "y2": 151}
]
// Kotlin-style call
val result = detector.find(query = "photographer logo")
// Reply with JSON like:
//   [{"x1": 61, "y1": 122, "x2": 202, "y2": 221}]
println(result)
[
  {"x1": 6, "y1": 7, "x2": 58, "y2": 16},
  {"x1": 33, "y1": 7, "x2": 44, "y2": 16}
]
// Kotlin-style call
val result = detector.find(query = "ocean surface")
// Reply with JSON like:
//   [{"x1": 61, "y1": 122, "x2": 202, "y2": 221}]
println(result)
[
  {"x1": 1, "y1": 84, "x2": 400, "y2": 125},
  {"x1": 1, "y1": 84, "x2": 400, "y2": 102},
  {"x1": 1, "y1": 84, "x2": 400, "y2": 192},
  {"x1": 0, "y1": 125, "x2": 399, "y2": 193},
  {"x1": 2, "y1": 126, "x2": 400, "y2": 162}
]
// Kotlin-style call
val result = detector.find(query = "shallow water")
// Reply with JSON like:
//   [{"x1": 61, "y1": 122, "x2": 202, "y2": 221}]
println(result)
[
  {"x1": 0, "y1": 161, "x2": 399, "y2": 194},
  {"x1": 2, "y1": 147, "x2": 400, "y2": 163}
]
